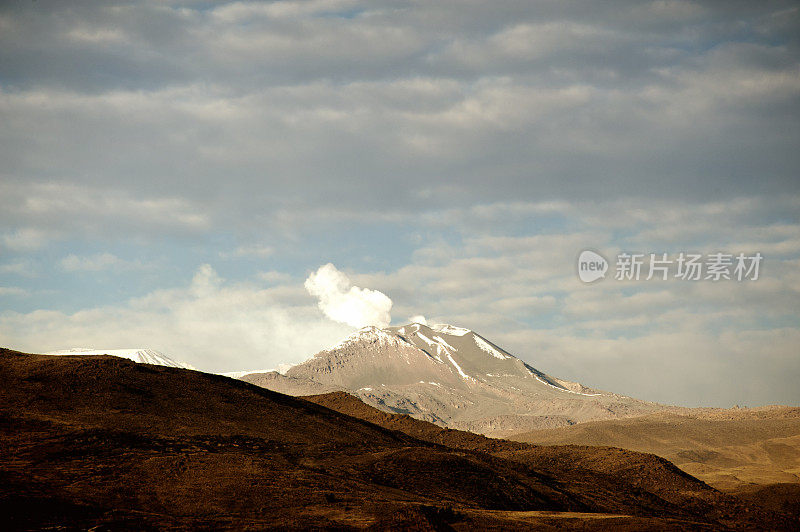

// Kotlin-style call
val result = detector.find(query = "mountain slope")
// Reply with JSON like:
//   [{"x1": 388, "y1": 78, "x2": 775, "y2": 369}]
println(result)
[
  {"x1": 510, "y1": 408, "x2": 800, "y2": 491},
  {"x1": 0, "y1": 348, "x2": 575, "y2": 528},
  {"x1": 304, "y1": 391, "x2": 800, "y2": 528},
  {"x1": 242, "y1": 323, "x2": 666, "y2": 436},
  {"x1": 2, "y1": 348, "x2": 796, "y2": 530}
]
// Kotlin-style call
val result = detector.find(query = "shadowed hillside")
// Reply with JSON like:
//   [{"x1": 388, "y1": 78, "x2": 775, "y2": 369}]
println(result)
[
  {"x1": 306, "y1": 391, "x2": 800, "y2": 529},
  {"x1": 1, "y1": 349, "x2": 797, "y2": 530}
]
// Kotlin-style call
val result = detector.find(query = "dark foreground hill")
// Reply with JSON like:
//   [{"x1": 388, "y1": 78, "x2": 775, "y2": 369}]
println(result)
[
  {"x1": 1, "y1": 349, "x2": 797, "y2": 530},
  {"x1": 306, "y1": 392, "x2": 800, "y2": 529}
]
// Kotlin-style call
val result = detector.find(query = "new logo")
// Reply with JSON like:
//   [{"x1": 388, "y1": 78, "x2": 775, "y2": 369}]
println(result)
[{"x1": 577, "y1": 250, "x2": 608, "y2": 283}]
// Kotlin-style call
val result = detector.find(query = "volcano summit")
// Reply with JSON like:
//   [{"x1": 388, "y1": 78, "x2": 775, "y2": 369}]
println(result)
[{"x1": 241, "y1": 323, "x2": 667, "y2": 436}]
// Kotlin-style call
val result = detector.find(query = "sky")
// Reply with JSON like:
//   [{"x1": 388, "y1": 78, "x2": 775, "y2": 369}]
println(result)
[{"x1": 1, "y1": 0, "x2": 799, "y2": 407}]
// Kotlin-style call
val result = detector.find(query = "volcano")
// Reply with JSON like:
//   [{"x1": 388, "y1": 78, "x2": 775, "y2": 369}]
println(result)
[{"x1": 241, "y1": 323, "x2": 667, "y2": 436}]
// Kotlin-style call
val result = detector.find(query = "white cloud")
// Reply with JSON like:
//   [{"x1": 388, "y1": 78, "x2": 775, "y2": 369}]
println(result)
[
  {"x1": 0, "y1": 264, "x2": 352, "y2": 372},
  {"x1": 408, "y1": 314, "x2": 427, "y2": 325},
  {"x1": 304, "y1": 263, "x2": 393, "y2": 328},
  {"x1": 0, "y1": 286, "x2": 27, "y2": 297},
  {"x1": 2, "y1": 228, "x2": 49, "y2": 251},
  {"x1": 0, "y1": 181, "x2": 209, "y2": 239},
  {"x1": 0, "y1": 259, "x2": 37, "y2": 277},
  {"x1": 61, "y1": 252, "x2": 124, "y2": 272},
  {"x1": 258, "y1": 270, "x2": 293, "y2": 284},
  {"x1": 220, "y1": 244, "x2": 274, "y2": 259}
]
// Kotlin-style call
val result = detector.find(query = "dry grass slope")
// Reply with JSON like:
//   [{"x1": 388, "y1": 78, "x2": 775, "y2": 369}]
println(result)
[
  {"x1": 2, "y1": 349, "x2": 798, "y2": 530},
  {"x1": 509, "y1": 410, "x2": 800, "y2": 491}
]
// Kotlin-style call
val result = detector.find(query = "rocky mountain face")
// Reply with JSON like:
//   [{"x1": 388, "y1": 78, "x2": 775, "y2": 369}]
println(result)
[{"x1": 241, "y1": 323, "x2": 668, "y2": 436}]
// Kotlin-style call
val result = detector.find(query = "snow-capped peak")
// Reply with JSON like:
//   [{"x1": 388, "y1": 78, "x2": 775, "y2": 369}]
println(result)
[
  {"x1": 45, "y1": 348, "x2": 195, "y2": 369},
  {"x1": 430, "y1": 324, "x2": 471, "y2": 336},
  {"x1": 327, "y1": 326, "x2": 409, "y2": 351}
]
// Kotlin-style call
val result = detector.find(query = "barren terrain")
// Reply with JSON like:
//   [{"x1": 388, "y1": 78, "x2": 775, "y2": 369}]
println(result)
[{"x1": 2, "y1": 349, "x2": 798, "y2": 530}]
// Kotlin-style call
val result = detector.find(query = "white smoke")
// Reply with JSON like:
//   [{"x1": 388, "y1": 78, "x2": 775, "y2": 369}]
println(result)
[
  {"x1": 408, "y1": 315, "x2": 427, "y2": 325},
  {"x1": 304, "y1": 263, "x2": 393, "y2": 328}
]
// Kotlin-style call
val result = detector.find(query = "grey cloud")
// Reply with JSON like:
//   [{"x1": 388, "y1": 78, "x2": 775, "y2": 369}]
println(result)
[
  {"x1": 0, "y1": 1, "x2": 796, "y2": 225},
  {"x1": 0, "y1": 181, "x2": 209, "y2": 238}
]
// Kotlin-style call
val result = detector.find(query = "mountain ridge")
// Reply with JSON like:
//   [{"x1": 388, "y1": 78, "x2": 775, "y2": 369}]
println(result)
[{"x1": 241, "y1": 322, "x2": 667, "y2": 436}]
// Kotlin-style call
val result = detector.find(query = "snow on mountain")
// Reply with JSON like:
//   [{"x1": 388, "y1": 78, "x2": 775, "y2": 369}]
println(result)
[
  {"x1": 474, "y1": 335, "x2": 511, "y2": 360},
  {"x1": 430, "y1": 323, "x2": 471, "y2": 336},
  {"x1": 45, "y1": 348, "x2": 194, "y2": 369},
  {"x1": 327, "y1": 326, "x2": 409, "y2": 351},
  {"x1": 237, "y1": 323, "x2": 666, "y2": 437},
  {"x1": 219, "y1": 363, "x2": 295, "y2": 379}
]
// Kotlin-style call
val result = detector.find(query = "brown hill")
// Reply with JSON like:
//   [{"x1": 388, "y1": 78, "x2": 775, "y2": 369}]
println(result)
[
  {"x1": 306, "y1": 391, "x2": 800, "y2": 528},
  {"x1": 509, "y1": 410, "x2": 800, "y2": 491},
  {"x1": 1, "y1": 349, "x2": 797, "y2": 530}
]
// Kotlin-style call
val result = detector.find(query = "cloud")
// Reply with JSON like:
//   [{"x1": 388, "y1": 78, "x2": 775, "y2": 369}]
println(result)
[
  {"x1": 2, "y1": 228, "x2": 49, "y2": 252},
  {"x1": 0, "y1": 259, "x2": 38, "y2": 277},
  {"x1": 61, "y1": 252, "x2": 124, "y2": 272},
  {"x1": 0, "y1": 1, "x2": 797, "y2": 241},
  {"x1": 59, "y1": 252, "x2": 155, "y2": 273},
  {"x1": 258, "y1": 270, "x2": 293, "y2": 284},
  {"x1": 408, "y1": 315, "x2": 427, "y2": 325},
  {"x1": 0, "y1": 286, "x2": 27, "y2": 297},
  {"x1": 220, "y1": 244, "x2": 274, "y2": 259},
  {"x1": 0, "y1": 182, "x2": 209, "y2": 241},
  {"x1": 0, "y1": 264, "x2": 352, "y2": 372},
  {"x1": 305, "y1": 263, "x2": 393, "y2": 328},
  {"x1": 494, "y1": 326, "x2": 800, "y2": 408}
]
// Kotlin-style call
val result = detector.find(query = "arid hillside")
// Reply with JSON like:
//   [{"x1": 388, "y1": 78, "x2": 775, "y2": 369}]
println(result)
[
  {"x1": 509, "y1": 409, "x2": 800, "y2": 491},
  {"x1": 306, "y1": 391, "x2": 800, "y2": 529},
  {"x1": 1, "y1": 349, "x2": 797, "y2": 530}
]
